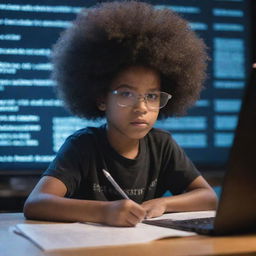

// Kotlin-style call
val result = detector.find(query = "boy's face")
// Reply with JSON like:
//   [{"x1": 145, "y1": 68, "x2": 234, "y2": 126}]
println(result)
[{"x1": 99, "y1": 65, "x2": 160, "y2": 141}]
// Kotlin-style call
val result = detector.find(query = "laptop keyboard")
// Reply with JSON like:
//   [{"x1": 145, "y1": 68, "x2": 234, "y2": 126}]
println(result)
[
  {"x1": 174, "y1": 217, "x2": 214, "y2": 226},
  {"x1": 143, "y1": 217, "x2": 215, "y2": 234}
]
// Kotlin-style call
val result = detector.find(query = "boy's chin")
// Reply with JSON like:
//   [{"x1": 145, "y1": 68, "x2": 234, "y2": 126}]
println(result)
[{"x1": 128, "y1": 128, "x2": 152, "y2": 140}]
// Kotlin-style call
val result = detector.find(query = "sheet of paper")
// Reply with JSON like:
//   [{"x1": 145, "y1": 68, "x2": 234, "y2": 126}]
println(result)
[
  {"x1": 153, "y1": 210, "x2": 216, "y2": 221},
  {"x1": 13, "y1": 211, "x2": 215, "y2": 251}
]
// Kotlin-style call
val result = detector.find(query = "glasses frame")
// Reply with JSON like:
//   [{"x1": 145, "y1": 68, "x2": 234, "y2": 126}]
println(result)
[{"x1": 111, "y1": 90, "x2": 172, "y2": 110}]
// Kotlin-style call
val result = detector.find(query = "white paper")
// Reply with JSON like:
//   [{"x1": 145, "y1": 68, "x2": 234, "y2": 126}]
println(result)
[
  {"x1": 13, "y1": 211, "x2": 215, "y2": 251},
  {"x1": 154, "y1": 210, "x2": 216, "y2": 220}
]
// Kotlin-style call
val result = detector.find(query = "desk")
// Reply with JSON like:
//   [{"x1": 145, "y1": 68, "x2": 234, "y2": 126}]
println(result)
[{"x1": 1, "y1": 213, "x2": 256, "y2": 256}]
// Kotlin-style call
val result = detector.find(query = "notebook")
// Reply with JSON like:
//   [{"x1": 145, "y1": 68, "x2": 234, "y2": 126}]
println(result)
[{"x1": 143, "y1": 68, "x2": 256, "y2": 235}]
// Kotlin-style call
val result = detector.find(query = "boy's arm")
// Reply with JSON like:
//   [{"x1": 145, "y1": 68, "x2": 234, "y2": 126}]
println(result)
[
  {"x1": 141, "y1": 176, "x2": 218, "y2": 219},
  {"x1": 23, "y1": 176, "x2": 146, "y2": 226}
]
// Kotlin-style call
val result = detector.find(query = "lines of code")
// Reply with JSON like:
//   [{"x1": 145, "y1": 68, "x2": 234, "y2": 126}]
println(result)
[{"x1": 0, "y1": 0, "x2": 250, "y2": 171}]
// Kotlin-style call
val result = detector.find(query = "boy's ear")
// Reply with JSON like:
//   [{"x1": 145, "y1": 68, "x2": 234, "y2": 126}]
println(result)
[
  {"x1": 97, "y1": 98, "x2": 106, "y2": 111},
  {"x1": 98, "y1": 102, "x2": 106, "y2": 111}
]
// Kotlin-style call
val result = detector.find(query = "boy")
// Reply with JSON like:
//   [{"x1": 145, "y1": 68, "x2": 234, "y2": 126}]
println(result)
[{"x1": 24, "y1": 1, "x2": 217, "y2": 227}]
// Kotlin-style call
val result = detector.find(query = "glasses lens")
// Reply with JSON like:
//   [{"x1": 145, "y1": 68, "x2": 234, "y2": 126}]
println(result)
[
  {"x1": 146, "y1": 92, "x2": 160, "y2": 109},
  {"x1": 147, "y1": 92, "x2": 172, "y2": 109},
  {"x1": 112, "y1": 90, "x2": 135, "y2": 107}
]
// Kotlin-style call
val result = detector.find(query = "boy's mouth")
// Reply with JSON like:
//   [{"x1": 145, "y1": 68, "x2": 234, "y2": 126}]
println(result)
[{"x1": 130, "y1": 120, "x2": 149, "y2": 127}]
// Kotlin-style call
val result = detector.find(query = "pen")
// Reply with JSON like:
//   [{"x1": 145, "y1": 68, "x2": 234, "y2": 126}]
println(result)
[{"x1": 102, "y1": 169, "x2": 130, "y2": 199}]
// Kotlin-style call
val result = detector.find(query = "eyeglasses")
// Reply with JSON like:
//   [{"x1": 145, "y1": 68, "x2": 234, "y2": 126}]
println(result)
[{"x1": 111, "y1": 89, "x2": 172, "y2": 110}]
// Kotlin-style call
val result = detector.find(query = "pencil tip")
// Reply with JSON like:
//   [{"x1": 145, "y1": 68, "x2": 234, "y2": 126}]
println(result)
[{"x1": 102, "y1": 169, "x2": 108, "y2": 175}]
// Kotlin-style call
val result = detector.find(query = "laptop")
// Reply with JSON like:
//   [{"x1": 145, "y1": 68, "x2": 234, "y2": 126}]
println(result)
[{"x1": 143, "y1": 68, "x2": 256, "y2": 235}]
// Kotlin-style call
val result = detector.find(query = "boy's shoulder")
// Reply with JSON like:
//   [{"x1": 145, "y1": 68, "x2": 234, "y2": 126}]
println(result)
[
  {"x1": 66, "y1": 125, "x2": 105, "y2": 144},
  {"x1": 72, "y1": 126, "x2": 101, "y2": 136}
]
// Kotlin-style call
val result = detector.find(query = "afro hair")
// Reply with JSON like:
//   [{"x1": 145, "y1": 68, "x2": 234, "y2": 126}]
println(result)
[{"x1": 51, "y1": 0, "x2": 208, "y2": 120}]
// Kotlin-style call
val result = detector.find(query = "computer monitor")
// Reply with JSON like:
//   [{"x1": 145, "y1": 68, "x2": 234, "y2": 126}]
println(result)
[{"x1": 0, "y1": 0, "x2": 253, "y2": 175}]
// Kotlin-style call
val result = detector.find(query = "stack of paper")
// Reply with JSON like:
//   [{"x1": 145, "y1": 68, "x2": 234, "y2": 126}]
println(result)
[{"x1": 13, "y1": 211, "x2": 215, "y2": 251}]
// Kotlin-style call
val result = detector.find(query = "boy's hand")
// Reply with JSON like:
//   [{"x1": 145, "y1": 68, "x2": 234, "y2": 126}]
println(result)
[
  {"x1": 141, "y1": 198, "x2": 167, "y2": 219},
  {"x1": 104, "y1": 199, "x2": 146, "y2": 227}
]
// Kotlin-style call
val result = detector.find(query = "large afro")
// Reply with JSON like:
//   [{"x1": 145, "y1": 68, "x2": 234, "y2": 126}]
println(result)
[{"x1": 51, "y1": 0, "x2": 208, "y2": 120}]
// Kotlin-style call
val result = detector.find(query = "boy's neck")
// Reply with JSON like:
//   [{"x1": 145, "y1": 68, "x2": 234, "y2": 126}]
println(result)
[
  {"x1": 119, "y1": 145, "x2": 139, "y2": 159},
  {"x1": 106, "y1": 130, "x2": 140, "y2": 160}
]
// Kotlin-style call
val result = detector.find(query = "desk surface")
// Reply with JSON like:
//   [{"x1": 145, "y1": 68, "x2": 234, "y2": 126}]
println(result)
[{"x1": 1, "y1": 213, "x2": 256, "y2": 256}]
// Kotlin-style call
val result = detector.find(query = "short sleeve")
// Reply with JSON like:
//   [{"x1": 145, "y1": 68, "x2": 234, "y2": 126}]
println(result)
[
  {"x1": 162, "y1": 134, "x2": 201, "y2": 195},
  {"x1": 43, "y1": 136, "x2": 85, "y2": 197}
]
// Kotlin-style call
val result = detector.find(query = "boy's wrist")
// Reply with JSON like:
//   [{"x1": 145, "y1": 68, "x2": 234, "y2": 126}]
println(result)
[
  {"x1": 97, "y1": 201, "x2": 111, "y2": 224},
  {"x1": 80, "y1": 200, "x2": 110, "y2": 224},
  {"x1": 141, "y1": 197, "x2": 168, "y2": 218},
  {"x1": 155, "y1": 197, "x2": 168, "y2": 213}
]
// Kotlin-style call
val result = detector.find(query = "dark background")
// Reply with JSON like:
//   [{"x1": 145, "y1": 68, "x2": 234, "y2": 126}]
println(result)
[{"x1": 0, "y1": 0, "x2": 255, "y2": 212}]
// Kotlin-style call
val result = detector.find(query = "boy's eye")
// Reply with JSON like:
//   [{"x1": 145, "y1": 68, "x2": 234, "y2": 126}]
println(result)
[
  {"x1": 119, "y1": 91, "x2": 134, "y2": 98},
  {"x1": 146, "y1": 93, "x2": 159, "y2": 101}
]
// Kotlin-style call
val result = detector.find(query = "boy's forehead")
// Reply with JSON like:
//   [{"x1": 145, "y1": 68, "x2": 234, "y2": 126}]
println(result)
[
  {"x1": 110, "y1": 66, "x2": 161, "y2": 91},
  {"x1": 113, "y1": 84, "x2": 160, "y2": 92}
]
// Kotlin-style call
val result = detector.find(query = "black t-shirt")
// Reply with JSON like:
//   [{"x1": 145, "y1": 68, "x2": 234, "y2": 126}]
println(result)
[{"x1": 43, "y1": 125, "x2": 200, "y2": 203}]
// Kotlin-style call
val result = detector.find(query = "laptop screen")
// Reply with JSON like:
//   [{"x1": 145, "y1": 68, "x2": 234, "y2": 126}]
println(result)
[{"x1": 214, "y1": 68, "x2": 256, "y2": 234}]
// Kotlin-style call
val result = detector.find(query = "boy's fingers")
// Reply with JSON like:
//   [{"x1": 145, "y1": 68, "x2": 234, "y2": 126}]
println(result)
[
  {"x1": 126, "y1": 213, "x2": 142, "y2": 226},
  {"x1": 145, "y1": 210, "x2": 154, "y2": 219},
  {"x1": 129, "y1": 203, "x2": 146, "y2": 221}
]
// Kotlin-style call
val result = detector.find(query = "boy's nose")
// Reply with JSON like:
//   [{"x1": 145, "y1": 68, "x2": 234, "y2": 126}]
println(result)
[{"x1": 133, "y1": 97, "x2": 148, "y2": 113}]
